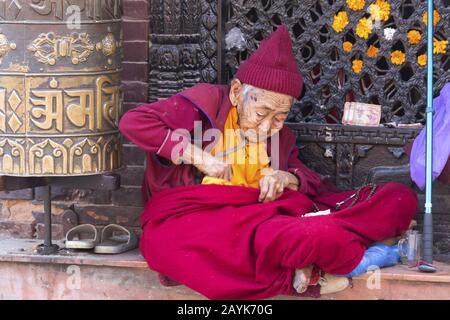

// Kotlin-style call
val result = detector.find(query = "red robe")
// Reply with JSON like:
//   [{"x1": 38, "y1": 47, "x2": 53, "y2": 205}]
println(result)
[{"x1": 119, "y1": 83, "x2": 418, "y2": 299}]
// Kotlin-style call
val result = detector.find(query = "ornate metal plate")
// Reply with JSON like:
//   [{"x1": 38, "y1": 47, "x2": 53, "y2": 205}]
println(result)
[{"x1": 0, "y1": 0, "x2": 123, "y2": 176}]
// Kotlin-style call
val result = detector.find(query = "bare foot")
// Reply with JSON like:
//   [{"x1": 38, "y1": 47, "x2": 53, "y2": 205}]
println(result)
[
  {"x1": 292, "y1": 265, "x2": 313, "y2": 293},
  {"x1": 319, "y1": 273, "x2": 350, "y2": 295}
]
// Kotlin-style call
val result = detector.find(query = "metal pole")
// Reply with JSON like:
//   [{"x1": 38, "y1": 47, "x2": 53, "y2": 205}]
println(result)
[
  {"x1": 43, "y1": 184, "x2": 52, "y2": 248},
  {"x1": 423, "y1": 0, "x2": 434, "y2": 264},
  {"x1": 37, "y1": 182, "x2": 59, "y2": 255}
]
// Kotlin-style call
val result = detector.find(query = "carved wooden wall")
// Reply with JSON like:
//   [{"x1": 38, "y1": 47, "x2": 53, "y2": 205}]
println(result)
[
  {"x1": 221, "y1": 0, "x2": 450, "y2": 190},
  {"x1": 224, "y1": 0, "x2": 450, "y2": 124},
  {"x1": 148, "y1": 0, "x2": 218, "y2": 101}
]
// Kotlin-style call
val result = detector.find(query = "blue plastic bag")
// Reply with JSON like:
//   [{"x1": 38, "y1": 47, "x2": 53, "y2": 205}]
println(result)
[{"x1": 341, "y1": 244, "x2": 400, "y2": 278}]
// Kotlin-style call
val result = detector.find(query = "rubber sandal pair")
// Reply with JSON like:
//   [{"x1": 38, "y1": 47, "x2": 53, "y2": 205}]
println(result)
[{"x1": 65, "y1": 224, "x2": 138, "y2": 254}]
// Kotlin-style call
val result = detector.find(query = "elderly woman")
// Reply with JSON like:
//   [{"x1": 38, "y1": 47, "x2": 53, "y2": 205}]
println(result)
[{"x1": 119, "y1": 25, "x2": 418, "y2": 299}]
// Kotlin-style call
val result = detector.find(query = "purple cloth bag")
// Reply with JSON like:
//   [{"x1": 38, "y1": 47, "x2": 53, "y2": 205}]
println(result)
[{"x1": 410, "y1": 83, "x2": 450, "y2": 190}]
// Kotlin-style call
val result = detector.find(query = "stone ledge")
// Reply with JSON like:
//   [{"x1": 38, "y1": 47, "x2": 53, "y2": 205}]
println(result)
[
  {"x1": 353, "y1": 262, "x2": 450, "y2": 283},
  {"x1": 5, "y1": 239, "x2": 448, "y2": 285},
  {"x1": 0, "y1": 239, "x2": 148, "y2": 269},
  {"x1": 1, "y1": 239, "x2": 450, "y2": 300},
  {"x1": 0, "y1": 239, "x2": 201, "y2": 300},
  {"x1": 0, "y1": 261, "x2": 202, "y2": 300}
]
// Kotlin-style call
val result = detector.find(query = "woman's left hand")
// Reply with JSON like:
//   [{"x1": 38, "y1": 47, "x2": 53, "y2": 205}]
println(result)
[{"x1": 258, "y1": 170, "x2": 299, "y2": 202}]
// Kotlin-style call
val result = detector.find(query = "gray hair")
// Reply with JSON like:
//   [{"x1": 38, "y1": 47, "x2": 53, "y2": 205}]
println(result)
[
  {"x1": 242, "y1": 83, "x2": 258, "y2": 97},
  {"x1": 241, "y1": 83, "x2": 263, "y2": 107},
  {"x1": 237, "y1": 80, "x2": 296, "y2": 107}
]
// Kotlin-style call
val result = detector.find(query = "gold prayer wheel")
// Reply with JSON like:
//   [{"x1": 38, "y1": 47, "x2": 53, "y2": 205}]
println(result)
[{"x1": 0, "y1": 0, "x2": 123, "y2": 176}]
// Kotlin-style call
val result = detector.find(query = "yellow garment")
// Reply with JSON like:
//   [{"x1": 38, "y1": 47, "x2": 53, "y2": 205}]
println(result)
[{"x1": 201, "y1": 107, "x2": 272, "y2": 188}]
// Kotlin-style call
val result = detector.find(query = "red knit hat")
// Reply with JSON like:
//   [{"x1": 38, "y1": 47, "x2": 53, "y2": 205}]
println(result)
[{"x1": 235, "y1": 25, "x2": 303, "y2": 98}]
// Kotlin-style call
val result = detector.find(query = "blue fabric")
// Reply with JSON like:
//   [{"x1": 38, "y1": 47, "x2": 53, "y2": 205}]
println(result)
[
  {"x1": 410, "y1": 83, "x2": 450, "y2": 190},
  {"x1": 341, "y1": 244, "x2": 400, "y2": 278}
]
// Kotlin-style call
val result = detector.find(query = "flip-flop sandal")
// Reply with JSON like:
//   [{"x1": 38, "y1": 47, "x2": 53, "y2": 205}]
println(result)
[
  {"x1": 94, "y1": 224, "x2": 138, "y2": 254},
  {"x1": 65, "y1": 224, "x2": 100, "y2": 249}
]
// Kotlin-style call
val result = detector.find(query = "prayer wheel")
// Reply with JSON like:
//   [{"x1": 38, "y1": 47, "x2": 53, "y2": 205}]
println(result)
[{"x1": 0, "y1": 0, "x2": 123, "y2": 176}]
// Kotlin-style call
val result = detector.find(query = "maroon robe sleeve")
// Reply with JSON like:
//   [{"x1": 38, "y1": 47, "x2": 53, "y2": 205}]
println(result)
[{"x1": 119, "y1": 95, "x2": 199, "y2": 161}]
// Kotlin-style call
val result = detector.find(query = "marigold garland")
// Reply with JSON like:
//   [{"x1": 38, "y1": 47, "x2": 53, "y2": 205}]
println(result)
[
  {"x1": 343, "y1": 41, "x2": 353, "y2": 52},
  {"x1": 367, "y1": 45, "x2": 379, "y2": 58},
  {"x1": 418, "y1": 54, "x2": 427, "y2": 67},
  {"x1": 347, "y1": 0, "x2": 365, "y2": 11},
  {"x1": 434, "y1": 39, "x2": 448, "y2": 54},
  {"x1": 352, "y1": 59, "x2": 364, "y2": 74},
  {"x1": 356, "y1": 17, "x2": 373, "y2": 39},
  {"x1": 391, "y1": 50, "x2": 406, "y2": 65},
  {"x1": 423, "y1": 10, "x2": 441, "y2": 26},
  {"x1": 331, "y1": 3, "x2": 449, "y2": 71},
  {"x1": 407, "y1": 30, "x2": 421, "y2": 45},
  {"x1": 332, "y1": 11, "x2": 349, "y2": 33},
  {"x1": 369, "y1": 0, "x2": 390, "y2": 22}
]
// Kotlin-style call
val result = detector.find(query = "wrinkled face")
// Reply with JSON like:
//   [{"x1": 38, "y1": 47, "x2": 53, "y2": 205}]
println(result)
[{"x1": 229, "y1": 79, "x2": 294, "y2": 143}]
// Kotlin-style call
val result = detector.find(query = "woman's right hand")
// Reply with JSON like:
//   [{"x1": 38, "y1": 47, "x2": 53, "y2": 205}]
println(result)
[
  {"x1": 196, "y1": 151, "x2": 232, "y2": 180},
  {"x1": 181, "y1": 143, "x2": 232, "y2": 180}
]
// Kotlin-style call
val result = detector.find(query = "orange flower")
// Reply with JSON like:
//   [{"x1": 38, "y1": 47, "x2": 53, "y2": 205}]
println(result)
[
  {"x1": 391, "y1": 50, "x2": 406, "y2": 65},
  {"x1": 343, "y1": 41, "x2": 353, "y2": 52},
  {"x1": 367, "y1": 45, "x2": 379, "y2": 58},
  {"x1": 423, "y1": 10, "x2": 441, "y2": 26},
  {"x1": 418, "y1": 54, "x2": 427, "y2": 67},
  {"x1": 333, "y1": 11, "x2": 349, "y2": 33},
  {"x1": 352, "y1": 59, "x2": 364, "y2": 74},
  {"x1": 407, "y1": 30, "x2": 421, "y2": 45}
]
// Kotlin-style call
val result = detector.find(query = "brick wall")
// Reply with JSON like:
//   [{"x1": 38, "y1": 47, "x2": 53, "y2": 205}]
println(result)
[
  {"x1": 112, "y1": 0, "x2": 149, "y2": 212},
  {"x1": 0, "y1": 0, "x2": 150, "y2": 239}
]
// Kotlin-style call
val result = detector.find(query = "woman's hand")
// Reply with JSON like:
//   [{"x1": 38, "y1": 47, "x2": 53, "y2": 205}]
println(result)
[
  {"x1": 258, "y1": 170, "x2": 299, "y2": 202},
  {"x1": 196, "y1": 151, "x2": 232, "y2": 180},
  {"x1": 180, "y1": 143, "x2": 232, "y2": 180}
]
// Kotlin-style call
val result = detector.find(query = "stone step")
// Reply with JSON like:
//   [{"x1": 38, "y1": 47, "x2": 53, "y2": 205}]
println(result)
[
  {"x1": 319, "y1": 263, "x2": 450, "y2": 300},
  {"x1": 0, "y1": 239, "x2": 201, "y2": 300},
  {"x1": 0, "y1": 239, "x2": 449, "y2": 300}
]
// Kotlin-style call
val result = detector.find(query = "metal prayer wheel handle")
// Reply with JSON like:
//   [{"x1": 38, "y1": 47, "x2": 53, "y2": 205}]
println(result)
[
  {"x1": 0, "y1": 175, "x2": 46, "y2": 191},
  {"x1": 0, "y1": 174, "x2": 121, "y2": 191},
  {"x1": 0, "y1": 1, "x2": 123, "y2": 176}
]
